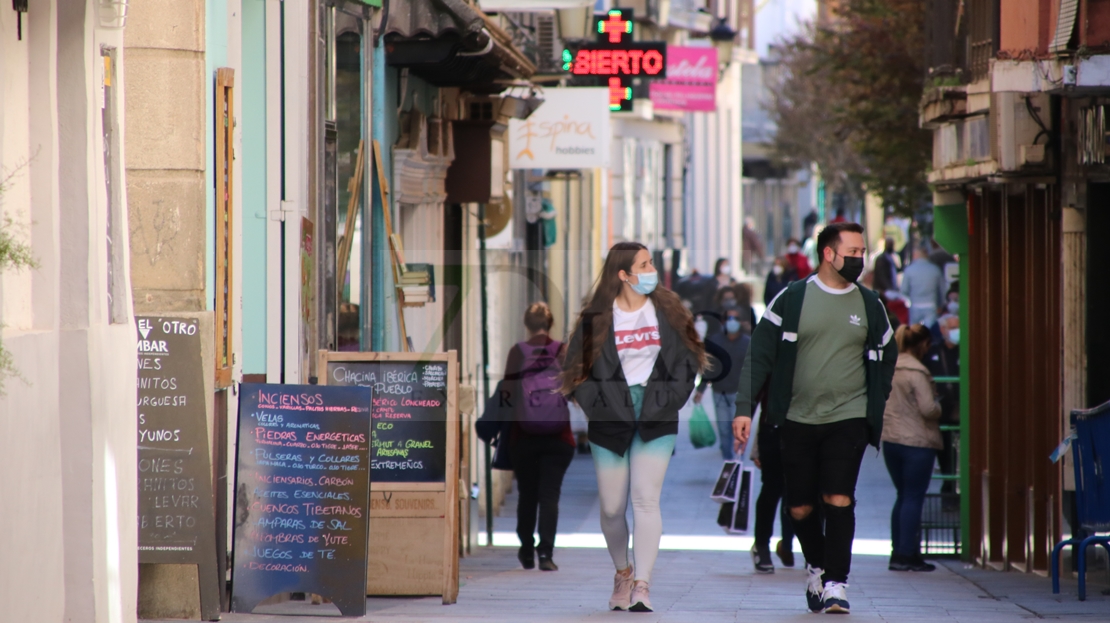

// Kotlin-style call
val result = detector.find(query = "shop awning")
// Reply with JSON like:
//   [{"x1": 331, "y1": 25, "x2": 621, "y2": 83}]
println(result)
[{"x1": 384, "y1": 0, "x2": 536, "y2": 93}]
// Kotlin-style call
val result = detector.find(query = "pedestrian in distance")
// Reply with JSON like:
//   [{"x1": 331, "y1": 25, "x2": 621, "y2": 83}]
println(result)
[
  {"x1": 924, "y1": 310, "x2": 960, "y2": 501},
  {"x1": 713, "y1": 257, "x2": 737, "y2": 289},
  {"x1": 871, "y1": 237, "x2": 900, "y2": 295},
  {"x1": 694, "y1": 306, "x2": 752, "y2": 461},
  {"x1": 561, "y1": 242, "x2": 720, "y2": 613},
  {"x1": 734, "y1": 222, "x2": 898, "y2": 614},
  {"x1": 743, "y1": 218, "x2": 766, "y2": 274},
  {"x1": 882, "y1": 323, "x2": 942, "y2": 573},
  {"x1": 749, "y1": 401, "x2": 797, "y2": 574},
  {"x1": 764, "y1": 257, "x2": 797, "y2": 307},
  {"x1": 784, "y1": 238, "x2": 813, "y2": 280},
  {"x1": 900, "y1": 244, "x2": 947, "y2": 327},
  {"x1": 502, "y1": 302, "x2": 576, "y2": 572}
]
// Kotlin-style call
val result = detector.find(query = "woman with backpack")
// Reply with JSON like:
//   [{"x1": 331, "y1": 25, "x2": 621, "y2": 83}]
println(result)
[
  {"x1": 562, "y1": 242, "x2": 735, "y2": 612},
  {"x1": 502, "y1": 302, "x2": 576, "y2": 572}
]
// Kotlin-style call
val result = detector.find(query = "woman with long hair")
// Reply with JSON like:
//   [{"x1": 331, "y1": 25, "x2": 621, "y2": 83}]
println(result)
[
  {"x1": 882, "y1": 324, "x2": 942, "y2": 573},
  {"x1": 561, "y1": 242, "x2": 732, "y2": 612}
]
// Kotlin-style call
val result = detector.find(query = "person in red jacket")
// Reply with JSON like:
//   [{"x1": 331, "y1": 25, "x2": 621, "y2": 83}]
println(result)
[{"x1": 784, "y1": 238, "x2": 813, "y2": 280}]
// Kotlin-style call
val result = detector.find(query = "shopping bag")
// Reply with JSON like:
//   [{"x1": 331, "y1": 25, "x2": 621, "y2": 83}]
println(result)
[
  {"x1": 689, "y1": 403, "x2": 717, "y2": 449},
  {"x1": 717, "y1": 467, "x2": 753, "y2": 534},
  {"x1": 711, "y1": 460, "x2": 741, "y2": 502},
  {"x1": 730, "y1": 468, "x2": 753, "y2": 533}
]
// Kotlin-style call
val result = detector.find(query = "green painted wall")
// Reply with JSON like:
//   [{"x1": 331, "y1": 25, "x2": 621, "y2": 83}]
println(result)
[
  {"x1": 934, "y1": 201, "x2": 970, "y2": 561},
  {"x1": 240, "y1": 0, "x2": 267, "y2": 374}
]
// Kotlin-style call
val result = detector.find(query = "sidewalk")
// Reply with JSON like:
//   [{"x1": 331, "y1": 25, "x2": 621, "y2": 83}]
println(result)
[{"x1": 152, "y1": 404, "x2": 1109, "y2": 621}]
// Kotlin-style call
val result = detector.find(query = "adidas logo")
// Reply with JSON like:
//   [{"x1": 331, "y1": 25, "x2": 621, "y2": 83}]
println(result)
[{"x1": 849, "y1": 314, "x2": 861, "y2": 326}]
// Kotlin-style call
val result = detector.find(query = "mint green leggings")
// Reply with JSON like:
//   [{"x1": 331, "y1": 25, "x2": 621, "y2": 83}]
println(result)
[{"x1": 591, "y1": 384, "x2": 677, "y2": 583}]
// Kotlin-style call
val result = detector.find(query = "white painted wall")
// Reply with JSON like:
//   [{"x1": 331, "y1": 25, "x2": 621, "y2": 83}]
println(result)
[
  {"x1": 0, "y1": 1, "x2": 137, "y2": 622},
  {"x1": 684, "y1": 55, "x2": 743, "y2": 276}
]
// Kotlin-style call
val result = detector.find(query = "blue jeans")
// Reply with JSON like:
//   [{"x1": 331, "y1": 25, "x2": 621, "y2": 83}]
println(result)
[
  {"x1": 882, "y1": 441, "x2": 937, "y2": 557},
  {"x1": 712, "y1": 391, "x2": 737, "y2": 460},
  {"x1": 909, "y1": 307, "x2": 937, "y2": 328}
]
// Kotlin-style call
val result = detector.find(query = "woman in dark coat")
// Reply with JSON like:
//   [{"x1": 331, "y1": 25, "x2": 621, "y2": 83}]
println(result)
[{"x1": 561, "y1": 242, "x2": 737, "y2": 612}]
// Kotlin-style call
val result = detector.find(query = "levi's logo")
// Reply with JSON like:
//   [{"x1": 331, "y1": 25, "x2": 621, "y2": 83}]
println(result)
[{"x1": 614, "y1": 327, "x2": 661, "y2": 350}]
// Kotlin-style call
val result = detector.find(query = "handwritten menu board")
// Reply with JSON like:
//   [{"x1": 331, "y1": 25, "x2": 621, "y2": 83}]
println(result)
[
  {"x1": 136, "y1": 316, "x2": 219, "y2": 564},
  {"x1": 324, "y1": 360, "x2": 449, "y2": 484},
  {"x1": 231, "y1": 384, "x2": 373, "y2": 617}
]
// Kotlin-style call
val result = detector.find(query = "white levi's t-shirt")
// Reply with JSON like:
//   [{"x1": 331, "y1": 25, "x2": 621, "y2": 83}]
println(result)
[{"x1": 612, "y1": 299, "x2": 662, "y2": 386}]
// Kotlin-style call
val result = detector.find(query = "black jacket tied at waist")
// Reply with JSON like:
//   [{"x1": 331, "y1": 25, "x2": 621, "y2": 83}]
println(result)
[{"x1": 566, "y1": 312, "x2": 699, "y2": 457}]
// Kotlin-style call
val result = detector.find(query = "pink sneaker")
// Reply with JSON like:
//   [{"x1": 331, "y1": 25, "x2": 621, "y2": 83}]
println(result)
[
  {"x1": 629, "y1": 580, "x2": 652, "y2": 612},
  {"x1": 609, "y1": 567, "x2": 634, "y2": 611}
]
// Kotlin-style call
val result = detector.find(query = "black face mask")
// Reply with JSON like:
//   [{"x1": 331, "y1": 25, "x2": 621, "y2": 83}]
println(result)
[{"x1": 836, "y1": 255, "x2": 864, "y2": 283}]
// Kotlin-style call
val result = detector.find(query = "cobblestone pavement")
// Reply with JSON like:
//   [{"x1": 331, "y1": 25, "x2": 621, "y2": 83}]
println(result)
[{"x1": 151, "y1": 402, "x2": 1109, "y2": 621}]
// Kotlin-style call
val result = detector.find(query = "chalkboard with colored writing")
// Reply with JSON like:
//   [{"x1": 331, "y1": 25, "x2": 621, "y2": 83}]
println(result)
[
  {"x1": 324, "y1": 360, "x2": 449, "y2": 484},
  {"x1": 231, "y1": 383, "x2": 373, "y2": 617}
]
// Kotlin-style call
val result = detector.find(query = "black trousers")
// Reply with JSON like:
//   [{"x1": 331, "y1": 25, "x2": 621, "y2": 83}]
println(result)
[
  {"x1": 781, "y1": 418, "x2": 869, "y2": 584},
  {"x1": 512, "y1": 434, "x2": 575, "y2": 557},
  {"x1": 754, "y1": 423, "x2": 795, "y2": 550}
]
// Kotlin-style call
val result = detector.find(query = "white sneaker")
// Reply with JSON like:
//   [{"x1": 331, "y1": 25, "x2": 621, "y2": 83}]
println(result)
[
  {"x1": 821, "y1": 581, "x2": 850, "y2": 614},
  {"x1": 805, "y1": 565, "x2": 825, "y2": 612}
]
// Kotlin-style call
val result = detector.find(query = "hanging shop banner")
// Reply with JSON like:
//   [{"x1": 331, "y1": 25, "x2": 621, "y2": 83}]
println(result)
[
  {"x1": 649, "y1": 46, "x2": 717, "y2": 112},
  {"x1": 231, "y1": 383, "x2": 373, "y2": 617},
  {"x1": 509, "y1": 87, "x2": 611, "y2": 169}
]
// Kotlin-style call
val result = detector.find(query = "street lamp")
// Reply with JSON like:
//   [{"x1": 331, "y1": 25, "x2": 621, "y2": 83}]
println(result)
[{"x1": 709, "y1": 17, "x2": 737, "y2": 76}]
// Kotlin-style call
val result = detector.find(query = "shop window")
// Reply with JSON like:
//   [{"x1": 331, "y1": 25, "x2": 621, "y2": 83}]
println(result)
[{"x1": 334, "y1": 24, "x2": 364, "y2": 351}]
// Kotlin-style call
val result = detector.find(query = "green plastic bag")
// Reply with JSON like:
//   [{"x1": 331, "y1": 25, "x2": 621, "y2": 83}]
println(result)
[{"x1": 689, "y1": 403, "x2": 717, "y2": 449}]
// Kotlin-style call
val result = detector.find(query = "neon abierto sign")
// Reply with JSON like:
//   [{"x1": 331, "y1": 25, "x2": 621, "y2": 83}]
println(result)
[{"x1": 565, "y1": 43, "x2": 667, "y2": 78}]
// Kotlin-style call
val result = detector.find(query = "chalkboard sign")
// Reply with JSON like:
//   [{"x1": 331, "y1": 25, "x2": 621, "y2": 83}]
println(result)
[
  {"x1": 136, "y1": 315, "x2": 221, "y2": 619},
  {"x1": 231, "y1": 383, "x2": 373, "y2": 617},
  {"x1": 323, "y1": 359, "x2": 449, "y2": 484}
]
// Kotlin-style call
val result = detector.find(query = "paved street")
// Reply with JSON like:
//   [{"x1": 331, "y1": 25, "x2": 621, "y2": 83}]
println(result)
[{"x1": 155, "y1": 404, "x2": 1109, "y2": 621}]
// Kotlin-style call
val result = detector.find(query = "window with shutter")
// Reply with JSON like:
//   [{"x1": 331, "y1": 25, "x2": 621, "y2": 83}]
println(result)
[{"x1": 1050, "y1": 0, "x2": 1080, "y2": 54}]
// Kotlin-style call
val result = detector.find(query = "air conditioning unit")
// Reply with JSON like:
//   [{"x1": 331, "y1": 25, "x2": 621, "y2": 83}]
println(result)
[{"x1": 992, "y1": 91, "x2": 1052, "y2": 172}]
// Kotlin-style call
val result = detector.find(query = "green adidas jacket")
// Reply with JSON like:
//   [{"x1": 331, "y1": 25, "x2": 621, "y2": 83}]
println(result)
[{"x1": 735, "y1": 276, "x2": 898, "y2": 448}]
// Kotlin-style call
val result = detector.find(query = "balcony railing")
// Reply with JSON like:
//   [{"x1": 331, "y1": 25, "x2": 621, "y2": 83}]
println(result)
[{"x1": 924, "y1": 0, "x2": 967, "y2": 83}]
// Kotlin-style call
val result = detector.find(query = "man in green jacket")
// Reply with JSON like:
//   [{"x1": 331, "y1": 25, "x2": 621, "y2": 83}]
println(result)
[{"x1": 732, "y1": 222, "x2": 897, "y2": 614}]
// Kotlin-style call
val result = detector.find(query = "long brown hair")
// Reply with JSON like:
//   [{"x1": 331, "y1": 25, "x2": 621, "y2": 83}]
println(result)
[{"x1": 560, "y1": 242, "x2": 706, "y2": 394}]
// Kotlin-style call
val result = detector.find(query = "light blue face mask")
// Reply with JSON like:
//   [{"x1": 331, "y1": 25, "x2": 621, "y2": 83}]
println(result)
[
  {"x1": 725, "y1": 318, "x2": 742, "y2": 334},
  {"x1": 629, "y1": 270, "x2": 658, "y2": 295},
  {"x1": 947, "y1": 328, "x2": 960, "y2": 345}
]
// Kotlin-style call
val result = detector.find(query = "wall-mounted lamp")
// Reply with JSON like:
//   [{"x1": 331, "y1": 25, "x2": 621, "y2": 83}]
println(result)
[
  {"x1": 499, "y1": 84, "x2": 544, "y2": 120},
  {"x1": 709, "y1": 17, "x2": 737, "y2": 76},
  {"x1": 556, "y1": 7, "x2": 592, "y2": 41},
  {"x1": 12, "y1": 0, "x2": 27, "y2": 40},
  {"x1": 97, "y1": 0, "x2": 129, "y2": 30}
]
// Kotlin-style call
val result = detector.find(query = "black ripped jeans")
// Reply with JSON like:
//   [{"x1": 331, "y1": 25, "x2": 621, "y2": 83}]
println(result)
[{"x1": 780, "y1": 418, "x2": 869, "y2": 584}]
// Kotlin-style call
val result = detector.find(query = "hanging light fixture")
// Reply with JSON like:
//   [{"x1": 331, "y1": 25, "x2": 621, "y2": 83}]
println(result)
[
  {"x1": 556, "y1": 7, "x2": 592, "y2": 41},
  {"x1": 12, "y1": 0, "x2": 27, "y2": 40},
  {"x1": 709, "y1": 17, "x2": 737, "y2": 73},
  {"x1": 97, "y1": 0, "x2": 129, "y2": 30}
]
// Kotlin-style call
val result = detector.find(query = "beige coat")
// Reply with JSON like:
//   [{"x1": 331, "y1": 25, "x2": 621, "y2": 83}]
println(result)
[{"x1": 881, "y1": 352, "x2": 943, "y2": 450}]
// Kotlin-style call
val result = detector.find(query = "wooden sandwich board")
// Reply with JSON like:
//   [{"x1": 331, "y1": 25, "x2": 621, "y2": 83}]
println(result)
[{"x1": 317, "y1": 350, "x2": 460, "y2": 604}]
